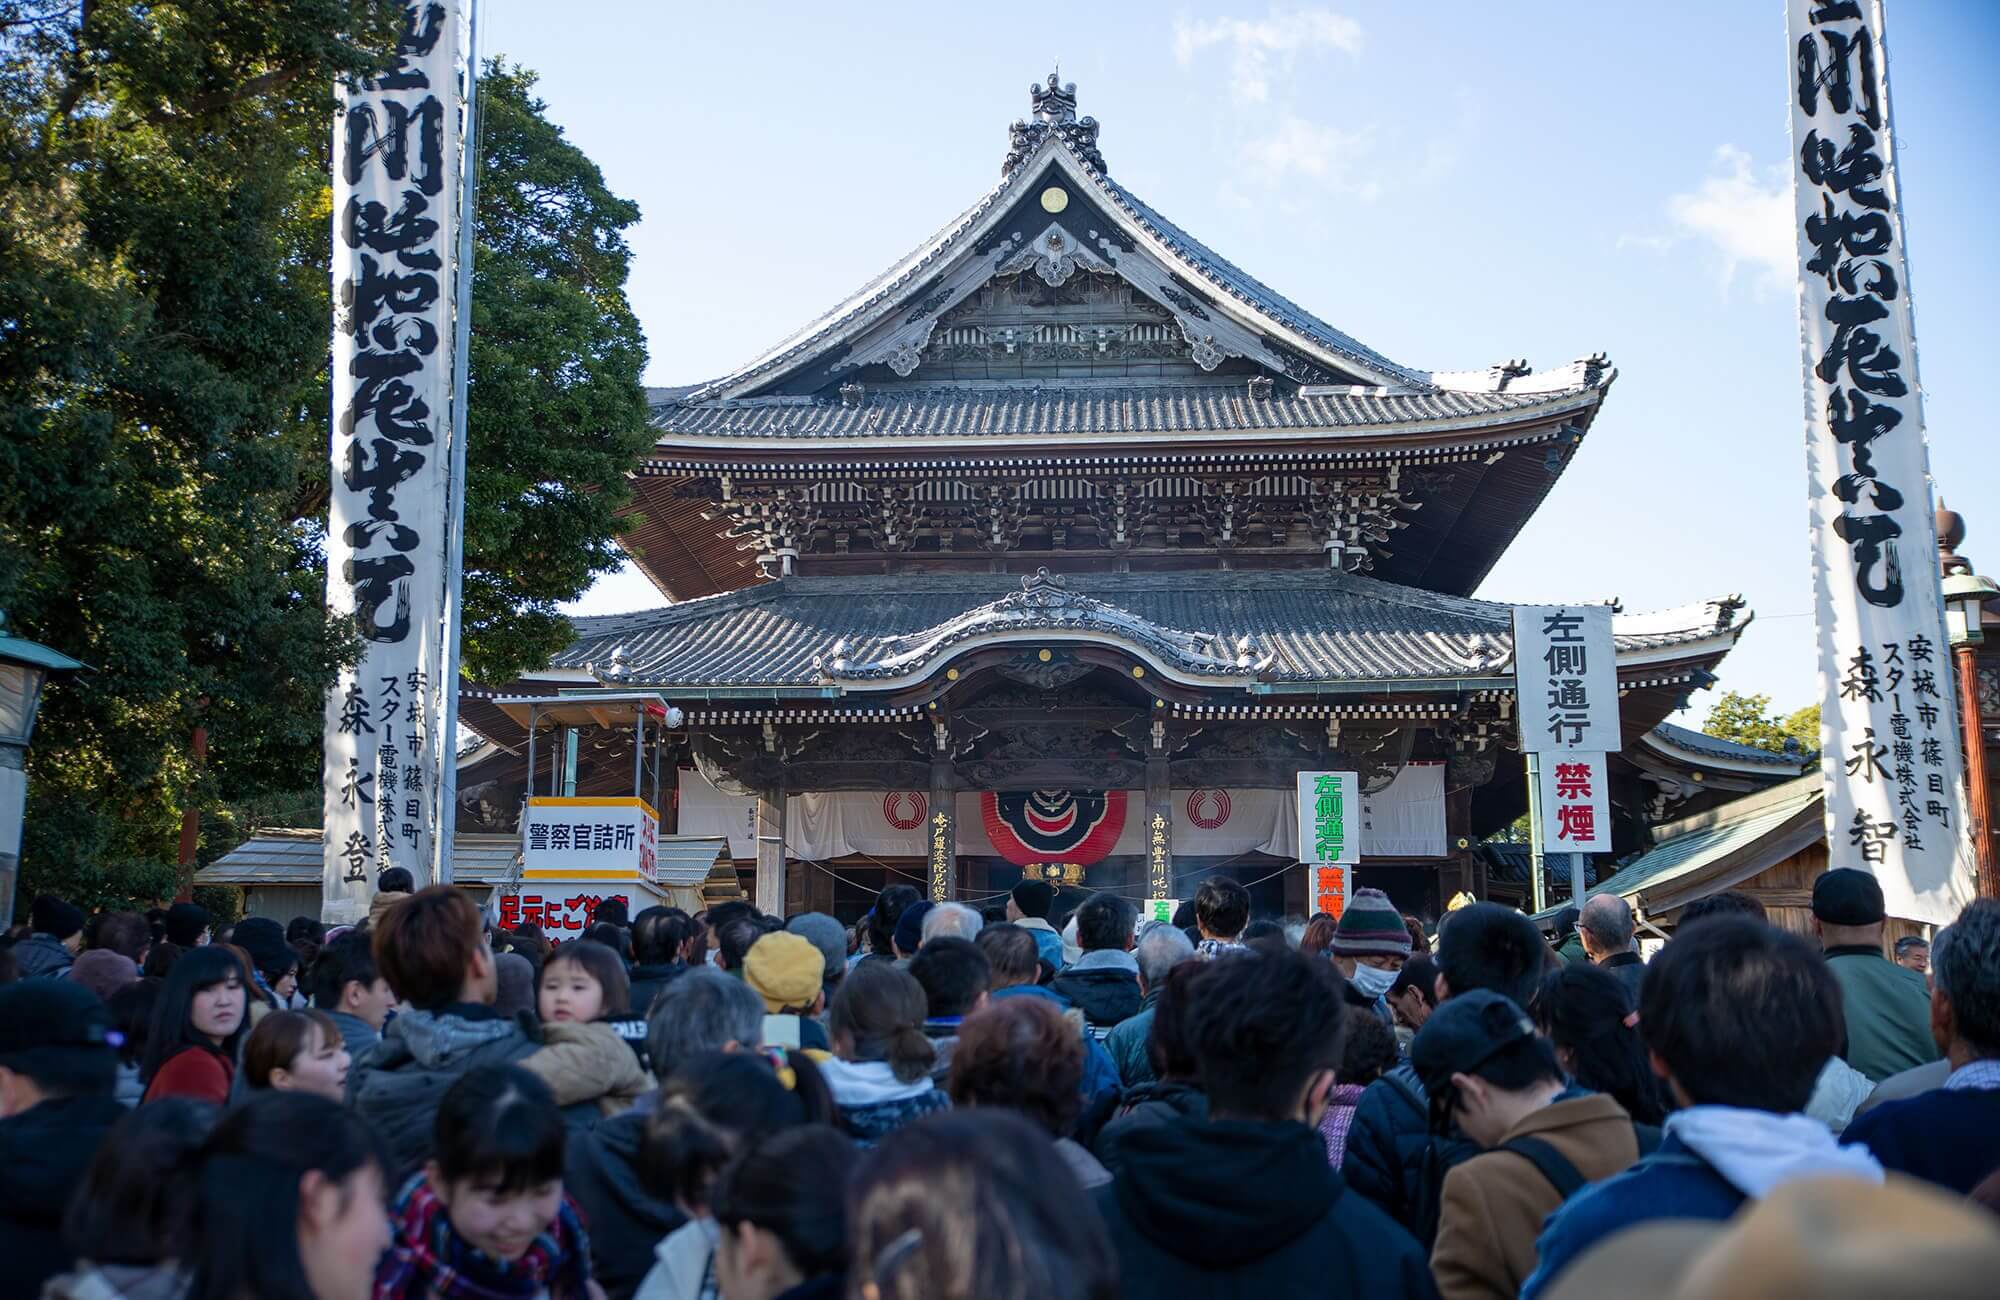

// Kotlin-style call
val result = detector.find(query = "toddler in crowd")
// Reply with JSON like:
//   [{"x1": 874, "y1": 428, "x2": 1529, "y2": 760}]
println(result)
[{"x1": 521, "y1": 939, "x2": 651, "y2": 1120}]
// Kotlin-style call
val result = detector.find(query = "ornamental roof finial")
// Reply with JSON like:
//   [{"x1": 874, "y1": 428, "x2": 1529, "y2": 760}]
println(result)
[{"x1": 1003, "y1": 70, "x2": 1106, "y2": 177}]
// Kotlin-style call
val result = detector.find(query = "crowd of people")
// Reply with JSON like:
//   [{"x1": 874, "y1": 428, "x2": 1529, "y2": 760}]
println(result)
[{"x1": 3, "y1": 864, "x2": 2000, "y2": 1298}]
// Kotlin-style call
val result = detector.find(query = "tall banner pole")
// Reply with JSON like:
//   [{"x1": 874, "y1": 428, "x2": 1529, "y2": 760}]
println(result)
[
  {"x1": 435, "y1": 0, "x2": 481, "y2": 887},
  {"x1": 1787, "y1": 0, "x2": 1975, "y2": 924},
  {"x1": 323, "y1": 1, "x2": 466, "y2": 922}
]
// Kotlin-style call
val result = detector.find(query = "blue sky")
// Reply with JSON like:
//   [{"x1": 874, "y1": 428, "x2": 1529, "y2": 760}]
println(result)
[{"x1": 493, "y1": 1, "x2": 2000, "y2": 726}]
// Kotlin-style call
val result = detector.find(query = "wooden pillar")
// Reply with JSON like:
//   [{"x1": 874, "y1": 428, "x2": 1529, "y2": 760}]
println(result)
[
  {"x1": 1145, "y1": 754, "x2": 1173, "y2": 899},
  {"x1": 754, "y1": 780, "x2": 786, "y2": 916},
  {"x1": 928, "y1": 759, "x2": 956, "y2": 902},
  {"x1": 1445, "y1": 775, "x2": 1476, "y2": 903}
]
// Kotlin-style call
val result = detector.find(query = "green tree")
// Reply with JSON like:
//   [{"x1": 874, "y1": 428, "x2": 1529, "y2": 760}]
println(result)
[
  {"x1": 0, "y1": 9, "x2": 649, "y2": 910},
  {"x1": 1702, "y1": 691, "x2": 1820, "y2": 756}
]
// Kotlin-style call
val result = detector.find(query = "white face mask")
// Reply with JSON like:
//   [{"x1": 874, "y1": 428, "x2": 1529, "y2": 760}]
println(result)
[{"x1": 1348, "y1": 961, "x2": 1398, "y2": 999}]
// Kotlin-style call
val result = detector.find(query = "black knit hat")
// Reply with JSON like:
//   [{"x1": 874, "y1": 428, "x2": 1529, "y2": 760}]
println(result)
[
  {"x1": 1011, "y1": 878, "x2": 1054, "y2": 920},
  {"x1": 0, "y1": 979, "x2": 118, "y2": 1072},
  {"x1": 29, "y1": 894, "x2": 84, "y2": 941},
  {"x1": 1812, "y1": 868, "x2": 1886, "y2": 927},
  {"x1": 164, "y1": 901, "x2": 211, "y2": 947}
]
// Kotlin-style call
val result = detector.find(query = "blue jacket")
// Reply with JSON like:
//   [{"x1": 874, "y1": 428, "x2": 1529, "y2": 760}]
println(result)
[
  {"x1": 992, "y1": 983, "x2": 1122, "y2": 1108},
  {"x1": 1106, "y1": 995, "x2": 1159, "y2": 1087},
  {"x1": 1519, "y1": 1134, "x2": 1743, "y2": 1299},
  {"x1": 1843, "y1": 1085, "x2": 2000, "y2": 1196}
]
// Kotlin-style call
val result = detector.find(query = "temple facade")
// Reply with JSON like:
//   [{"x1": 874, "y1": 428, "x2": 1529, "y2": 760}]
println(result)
[{"x1": 454, "y1": 75, "x2": 1766, "y2": 923}]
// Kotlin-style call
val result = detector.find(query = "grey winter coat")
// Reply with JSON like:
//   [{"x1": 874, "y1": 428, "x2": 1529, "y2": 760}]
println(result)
[
  {"x1": 347, "y1": 1005, "x2": 539, "y2": 1177},
  {"x1": 12, "y1": 934, "x2": 74, "y2": 978}
]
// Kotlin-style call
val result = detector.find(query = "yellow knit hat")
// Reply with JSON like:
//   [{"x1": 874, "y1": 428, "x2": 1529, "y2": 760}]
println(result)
[{"x1": 743, "y1": 931, "x2": 825, "y2": 1012}]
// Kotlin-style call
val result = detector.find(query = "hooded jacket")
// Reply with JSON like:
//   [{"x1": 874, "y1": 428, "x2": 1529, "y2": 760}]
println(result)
[
  {"x1": 12, "y1": 933, "x2": 75, "y2": 978},
  {"x1": 347, "y1": 1003, "x2": 539, "y2": 1177},
  {"x1": 1051, "y1": 951, "x2": 1143, "y2": 1036},
  {"x1": 1014, "y1": 916, "x2": 1066, "y2": 972},
  {"x1": 819, "y1": 1057, "x2": 951, "y2": 1146},
  {"x1": 1094, "y1": 1115, "x2": 1437, "y2": 1299},
  {"x1": 1, "y1": 1092, "x2": 128, "y2": 1295},
  {"x1": 567, "y1": 1109, "x2": 686, "y2": 1300}
]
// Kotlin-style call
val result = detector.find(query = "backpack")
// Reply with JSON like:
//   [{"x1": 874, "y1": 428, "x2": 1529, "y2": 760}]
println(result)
[{"x1": 1496, "y1": 1121, "x2": 1662, "y2": 1200}]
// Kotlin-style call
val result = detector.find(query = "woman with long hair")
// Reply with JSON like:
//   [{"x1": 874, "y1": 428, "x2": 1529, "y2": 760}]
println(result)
[
  {"x1": 1532, "y1": 962, "x2": 1668, "y2": 1125},
  {"x1": 186, "y1": 1091, "x2": 391, "y2": 1299},
  {"x1": 141, "y1": 946, "x2": 249, "y2": 1104}
]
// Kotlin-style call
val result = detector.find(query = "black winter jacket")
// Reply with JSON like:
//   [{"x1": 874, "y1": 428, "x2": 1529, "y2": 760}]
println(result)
[
  {"x1": 626, "y1": 961, "x2": 684, "y2": 1020},
  {"x1": 565, "y1": 1108, "x2": 687, "y2": 1300},
  {"x1": 0, "y1": 1092, "x2": 128, "y2": 1295},
  {"x1": 1096, "y1": 1115, "x2": 1437, "y2": 1299},
  {"x1": 1093, "y1": 1080, "x2": 1206, "y2": 1177},
  {"x1": 1338, "y1": 1061, "x2": 1477, "y2": 1245},
  {"x1": 1050, "y1": 965, "x2": 1143, "y2": 1034}
]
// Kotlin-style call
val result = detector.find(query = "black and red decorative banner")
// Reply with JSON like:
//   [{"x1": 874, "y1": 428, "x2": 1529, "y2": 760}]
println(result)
[{"x1": 980, "y1": 790, "x2": 1128, "y2": 866}]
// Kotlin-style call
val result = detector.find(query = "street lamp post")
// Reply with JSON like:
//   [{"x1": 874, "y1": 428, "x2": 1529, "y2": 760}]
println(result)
[
  {"x1": 0, "y1": 610, "x2": 84, "y2": 931},
  {"x1": 1942, "y1": 569, "x2": 2000, "y2": 898}
]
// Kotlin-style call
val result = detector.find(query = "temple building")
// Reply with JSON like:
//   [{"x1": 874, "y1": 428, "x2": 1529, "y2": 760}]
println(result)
[{"x1": 440, "y1": 74, "x2": 1775, "y2": 924}]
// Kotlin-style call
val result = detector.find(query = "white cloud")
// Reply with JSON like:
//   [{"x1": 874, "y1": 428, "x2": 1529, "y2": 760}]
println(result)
[
  {"x1": 1173, "y1": 9, "x2": 1363, "y2": 104},
  {"x1": 1657, "y1": 145, "x2": 1795, "y2": 291},
  {"x1": 1242, "y1": 115, "x2": 1378, "y2": 199}
]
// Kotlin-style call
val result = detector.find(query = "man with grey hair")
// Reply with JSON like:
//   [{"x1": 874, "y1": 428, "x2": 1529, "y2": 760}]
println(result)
[
  {"x1": 565, "y1": 966, "x2": 764, "y2": 1295},
  {"x1": 786, "y1": 911, "x2": 849, "y2": 1005},
  {"x1": 1843, "y1": 900, "x2": 2000, "y2": 1194},
  {"x1": 1578, "y1": 892, "x2": 1644, "y2": 997},
  {"x1": 920, "y1": 901, "x2": 983, "y2": 947},
  {"x1": 1104, "y1": 920, "x2": 1196, "y2": 1086}
]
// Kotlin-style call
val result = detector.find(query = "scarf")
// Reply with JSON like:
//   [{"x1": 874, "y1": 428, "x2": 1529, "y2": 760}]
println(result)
[
  {"x1": 375, "y1": 1173, "x2": 592, "y2": 1300},
  {"x1": 1666, "y1": 1104, "x2": 1883, "y2": 1198}
]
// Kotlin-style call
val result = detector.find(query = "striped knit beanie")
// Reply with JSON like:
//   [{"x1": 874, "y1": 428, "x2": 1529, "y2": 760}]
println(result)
[{"x1": 1332, "y1": 888, "x2": 1412, "y2": 958}]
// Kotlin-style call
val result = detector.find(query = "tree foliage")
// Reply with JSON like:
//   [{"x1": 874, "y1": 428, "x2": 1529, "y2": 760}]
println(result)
[
  {"x1": 1701, "y1": 691, "x2": 1821, "y2": 755},
  {"x1": 0, "y1": 7, "x2": 648, "y2": 910}
]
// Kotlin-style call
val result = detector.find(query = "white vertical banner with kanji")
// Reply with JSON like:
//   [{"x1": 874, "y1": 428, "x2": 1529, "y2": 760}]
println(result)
[
  {"x1": 1788, "y1": 1, "x2": 1973, "y2": 924},
  {"x1": 1536, "y1": 752, "x2": 1611, "y2": 853},
  {"x1": 322, "y1": 2, "x2": 467, "y2": 923},
  {"x1": 1513, "y1": 606, "x2": 1619, "y2": 755}
]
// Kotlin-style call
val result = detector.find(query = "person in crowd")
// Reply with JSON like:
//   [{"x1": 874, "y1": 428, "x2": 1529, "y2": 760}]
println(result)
[
  {"x1": 1329, "y1": 887, "x2": 1414, "y2": 1021},
  {"x1": 1550, "y1": 906, "x2": 1586, "y2": 965},
  {"x1": 587, "y1": 921, "x2": 637, "y2": 967},
  {"x1": 41, "y1": 1097, "x2": 217, "y2": 1300},
  {"x1": 162, "y1": 901, "x2": 211, "y2": 950},
  {"x1": 744, "y1": 931, "x2": 831, "y2": 1051},
  {"x1": 495, "y1": 949, "x2": 540, "y2": 1021},
  {"x1": 1853, "y1": 920, "x2": 1959, "y2": 1120},
  {"x1": 350, "y1": 886, "x2": 541, "y2": 1176},
  {"x1": 1405, "y1": 915, "x2": 1433, "y2": 956},
  {"x1": 15, "y1": 894, "x2": 84, "y2": 977},
  {"x1": 635, "y1": 1052, "x2": 832, "y2": 1300},
  {"x1": 230, "y1": 916, "x2": 299, "y2": 1024},
  {"x1": 1095, "y1": 948, "x2": 1434, "y2": 1296},
  {"x1": 71, "y1": 941, "x2": 143, "y2": 1006},
  {"x1": 1519, "y1": 918, "x2": 1882, "y2": 1299},
  {"x1": 501, "y1": 926, "x2": 553, "y2": 975},
  {"x1": 311, "y1": 927, "x2": 397, "y2": 1055},
  {"x1": 709, "y1": 1126, "x2": 854, "y2": 1300},
  {"x1": 141, "y1": 945, "x2": 248, "y2": 1104},
  {"x1": 86, "y1": 909, "x2": 150, "y2": 972},
  {"x1": 822, "y1": 962, "x2": 949, "y2": 1144},
  {"x1": 184, "y1": 1091, "x2": 391, "y2": 1300},
  {"x1": 889, "y1": 900, "x2": 933, "y2": 963},
  {"x1": 0, "y1": 978, "x2": 128, "y2": 1294},
  {"x1": 1240, "y1": 919, "x2": 1289, "y2": 956},
  {"x1": 106, "y1": 979, "x2": 160, "y2": 1107},
  {"x1": 1676, "y1": 889, "x2": 1769, "y2": 926},
  {"x1": 1004, "y1": 879, "x2": 1067, "y2": 972},
  {"x1": 712, "y1": 916, "x2": 766, "y2": 978},
  {"x1": 976, "y1": 921, "x2": 1123, "y2": 1112},
  {"x1": 568, "y1": 969, "x2": 767, "y2": 1300},
  {"x1": 1093, "y1": 959, "x2": 1210, "y2": 1179},
  {"x1": 1300, "y1": 912, "x2": 1338, "y2": 960},
  {"x1": 1533, "y1": 962, "x2": 1667, "y2": 1125},
  {"x1": 138, "y1": 943, "x2": 180, "y2": 981},
  {"x1": 373, "y1": 865, "x2": 416, "y2": 928},
  {"x1": 594, "y1": 897, "x2": 631, "y2": 930},
  {"x1": 849, "y1": 1110, "x2": 1119, "y2": 1300},
  {"x1": 1814, "y1": 868, "x2": 1939, "y2": 1082},
  {"x1": 1417, "y1": 991, "x2": 1649, "y2": 1300},
  {"x1": 375, "y1": 1065, "x2": 600, "y2": 1299},
  {"x1": 1103, "y1": 921, "x2": 1195, "y2": 1087},
  {"x1": 783, "y1": 913, "x2": 848, "y2": 1008},
  {"x1": 950, "y1": 996, "x2": 1110, "y2": 1189},
  {"x1": 1843, "y1": 899, "x2": 2000, "y2": 1193},
  {"x1": 908, "y1": 937, "x2": 989, "y2": 1084},
  {"x1": 858, "y1": 887, "x2": 920, "y2": 971},
  {"x1": 918, "y1": 901, "x2": 983, "y2": 947},
  {"x1": 1896, "y1": 934, "x2": 1932, "y2": 976},
  {"x1": 1344, "y1": 901, "x2": 1545, "y2": 1244},
  {"x1": 630, "y1": 908, "x2": 692, "y2": 1018},
  {"x1": 241, "y1": 1007, "x2": 351, "y2": 1100},
  {"x1": 1388, "y1": 953, "x2": 1440, "y2": 1034},
  {"x1": 1051, "y1": 892, "x2": 1142, "y2": 1038},
  {"x1": 1577, "y1": 894, "x2": 1646, "y2": 996},
  {"x1": 1321, "y1": 1006, "x2": 1399, "y2": 1170},
  {"x1": 1190, "y1": 875, "x2": 1251, "y2": 959},
  {"x1": 528, "y1": 938, "x2": 653, "y2": 1121}
]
